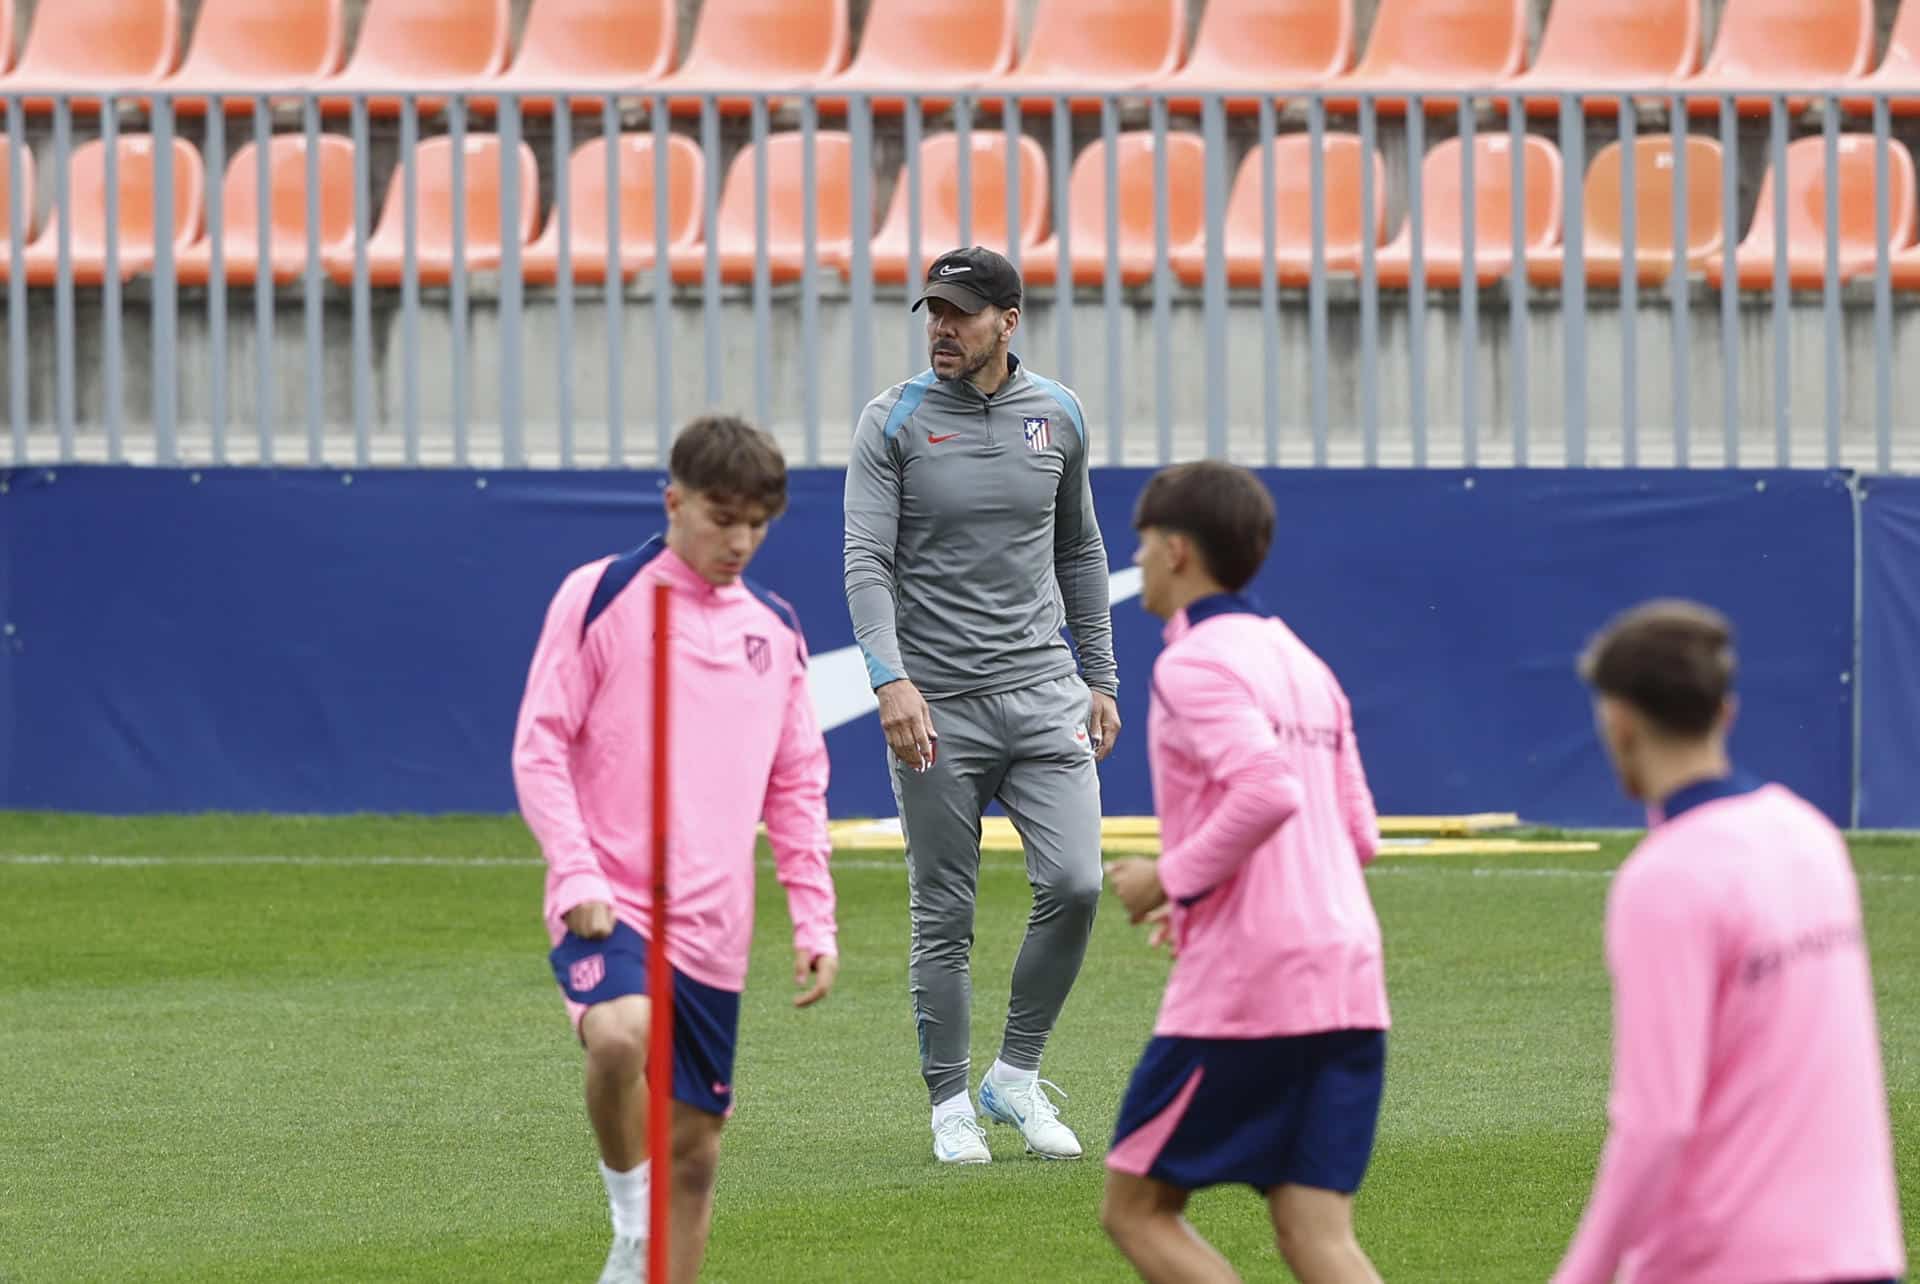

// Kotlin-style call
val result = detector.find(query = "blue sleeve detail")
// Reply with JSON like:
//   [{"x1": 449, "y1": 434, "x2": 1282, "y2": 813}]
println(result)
[
  {"x1": 881, "y1": 371, "x2": 939, "y2": 441},
  {"x1": 1024, "y1": 372, "x2": 1086, "y2": 447},
  {"x1": 862, "y1": 646, "x2": 902, "y2": 688},
  {"x1": 582, "y1": 535, "x2": 666, "y2": 639},
  {"x1": 743, "y1": 576, "x2": 806, "y2": 659}
]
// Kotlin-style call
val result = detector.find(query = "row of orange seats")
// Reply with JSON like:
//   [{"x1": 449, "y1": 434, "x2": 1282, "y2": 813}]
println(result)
[
  {"x1": 5, "y1": 126, "x2": 1920, "y2": 290},
  {"x1": 5, "y1": 0, "x2": 1920, "y2": 119}
]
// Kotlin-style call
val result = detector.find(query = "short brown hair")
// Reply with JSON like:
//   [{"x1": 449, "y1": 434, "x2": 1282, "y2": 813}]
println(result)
[
  {"x1": 668, "y1": 415, "x2": 788, "y2": 516},
  {"x1": 1578, "y1": 599, "x2": 1736, "y2": 737},
  {"x1": 1132, "y1": 461, "x2": 1275, "y2": 592}
]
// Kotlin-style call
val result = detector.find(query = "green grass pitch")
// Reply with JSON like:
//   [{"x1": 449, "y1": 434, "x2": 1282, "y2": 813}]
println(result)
[{"x1": 2, "y1": 813, "x2": 1916, "y2": 1282}]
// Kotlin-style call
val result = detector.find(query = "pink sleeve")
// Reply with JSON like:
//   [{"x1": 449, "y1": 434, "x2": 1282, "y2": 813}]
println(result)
[
  {"x1": 1153, "y1": 653, "x2": 1303, "y2": 904},
  {"x1": 1335, "y1": 690, "x2": 1381, "y2": 866},
  {"x1": 511, "y1": 565, "x2": 614, "y2": 922},
  {"x1": 1552, "y1": 860, "x2": 1716, "y2": 1284},
  {"x1": 763, "y1": 629, "x2": 838, "y2": 961}
]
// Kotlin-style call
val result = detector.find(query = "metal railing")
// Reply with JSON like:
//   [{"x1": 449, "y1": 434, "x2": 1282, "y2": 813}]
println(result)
[{"x1": 4, "y1": 85, "x2": 1919, "y2": 470}]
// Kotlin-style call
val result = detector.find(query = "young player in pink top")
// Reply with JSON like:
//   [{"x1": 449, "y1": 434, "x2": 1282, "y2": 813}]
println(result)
[
  {"x1": 1102, "y1": 461, "x2": 1390, "y2": 1284},
  {"x1": 1554, "y1": 600, "x2": 1905, "y2": 1284},
  {"x1": 512, "y1": 416, "x2": 841, "y2": 1284}
]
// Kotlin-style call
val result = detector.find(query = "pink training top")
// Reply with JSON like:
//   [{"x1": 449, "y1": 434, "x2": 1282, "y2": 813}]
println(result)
[
  {"x1": 511, "y1": 538, "x2": 838, "y2": 993},
  {"x1": 1553, "y1": 777, "x2": 1905, "y2": 1284},
  {"x1": 1146, "y1": 594, "x2": 1390, "y2": 1039}
]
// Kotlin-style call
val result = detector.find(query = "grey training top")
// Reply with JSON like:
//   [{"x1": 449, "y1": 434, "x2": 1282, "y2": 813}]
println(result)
[{"x1": 842, "y1": 355, "x2": 1118, "y2": 702}]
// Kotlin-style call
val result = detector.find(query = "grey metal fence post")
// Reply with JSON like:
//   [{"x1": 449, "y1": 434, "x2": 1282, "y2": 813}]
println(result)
[
  {"x1": 1259, "y1": 97, "x2": 1278, "y2": 465},
  {"x1": 1104, "y1": 95, "x2": 1125, "y2": 465},
  {"x1": 1821, "y1": 97, "x2": 1841, "y2": 468},
  {"x1": 1670, "y1": 92, "x2": 1690, "y2": 466},
  {"x1": 1507, "y1": 94, "x2": 1527, "y2": 466},
  {"x1": 255, "y1": 99, "x2": 274, "y2": 464},
  {"x1": 1459, "y1": 100, "x2": 1477, "y2": 468},
  {"x1": 801, "y1": 96, "x2": 821, "y2": 464},
  {"x1": 208, "y1": 99, "x2": 228, "y2": 464},
  {"x1": 352, "y1": 97, "x2": 373, "y2": 467},
  {"x1": 1719, "y1": 96, "x2": 1739, "y2": 466},
  {"x1": 955, "y1": 96, "x2": 973, "y2": 250},
  {"x1": 752, "y1": 94, "x2": 773, "y2": 433},
  {"x1": 1054, "y1": 98, "x2": 1074, "y2": 387},
  {"x1": 1769, "y1": 95, "x2": 1790, "y2": 466},
  {"x1": 1561, "y1": 94, "x2": 1586, "y2": 468},
  {"x1": 1359, "y1": 96, "x2": 1379, "y2": 465},
  {"x1": 554, "y1": 97, "x2": 574, "y2": 468},
  {"x1": 1407, "y1": 97, "x2": 1426, "y2": 467},
  {"x1": 402, "y1": 96, "x2": 421, "y2": 464},
  {"x1": 154, "y1": 98, "x2": 179, "y2": 466},
  {"x1": 1875, "y1": 97, "x2": 1893, "y2": 473},
  {"x1": 904, "y1": 97, "x2": 923, "y2": 378},
  {"x1": 849, "y1": 95, "x2": 874, "y2": 429},
  {"x1": 1620, "y1": 96, "x2": 1637, "y2": 466},
  {"x1": 6, "y1": 98, "x2": 24, "y2": 464},
  {"x1": 102, "y1": 107, "x2": 122, "y2": 461},
  {"x1": 449, "y1": 100, "x2": 471, "y2": 465},
  {"x1": 1152, "y1": 95, "x2": 1172, "y2": 464},
  {"x1": 701, "y1": 97, "x2": 722, "y2": 408},
  {"x1": 1202, "y1": 94, "x2": 1228, "y2": 460},
  {"x1": 304, "y1": 96, "x2": 325, "y2": 464},
  {"x1": 1308, "y1": 96, "x2": 1329, "y2": 466},
  {"x1": 53, "y1": 99, "x2": 74, "y2": 462}
]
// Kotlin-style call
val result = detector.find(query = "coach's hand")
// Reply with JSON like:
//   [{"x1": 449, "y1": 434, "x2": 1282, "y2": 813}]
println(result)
[
  {"x1": 1104, "y1": 858, "x2": 1167, "y2": 923},
  {"x1": 793, "y1": 950, "x2": 839, "y2": 1008},
  {"x1": 565, "y1": 901, "x2": 616, "y2": 940},
  {"x1": 1088, "y1": 690, "x2": 1122, "y2": 762},
  {"x1": 1142, "y1": 904, "x2": 1178, "y2": 957},
  {"x1": 878, "y1": 679, "x2": 938, "y2": 771}
]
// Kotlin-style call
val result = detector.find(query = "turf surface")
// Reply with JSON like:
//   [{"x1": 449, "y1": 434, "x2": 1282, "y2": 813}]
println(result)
[{"x1": 2, "y1": 814, "x2": 1916, "y2": 1282}]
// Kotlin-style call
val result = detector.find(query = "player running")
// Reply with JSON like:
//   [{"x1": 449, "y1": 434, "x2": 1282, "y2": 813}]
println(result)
[
  {"x1": 1552, "y1": 600, "x2": 1905, "y2": 1284},
  {"x1": 512, "y1": 416, "x2": 840, "y2": 1284},
  {"x1": 1103, "y1": 461, "x2": 1389, "y2": 1284}
]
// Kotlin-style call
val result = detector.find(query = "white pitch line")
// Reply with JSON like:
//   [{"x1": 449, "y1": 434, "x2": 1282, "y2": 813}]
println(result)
[{"x1": 4, "y1": 852, "x2": 1919, "y2": 886}]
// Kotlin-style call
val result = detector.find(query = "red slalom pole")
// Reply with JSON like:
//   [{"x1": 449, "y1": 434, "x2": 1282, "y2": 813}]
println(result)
[{"x1": 648, "y1": 581, "x2": 674, "y2": 1283}]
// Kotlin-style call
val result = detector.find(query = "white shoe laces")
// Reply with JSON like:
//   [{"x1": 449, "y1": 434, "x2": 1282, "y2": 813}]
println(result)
[
  {"x1": 937, "y1": 1112, "x2": 988, "y2": 1146},
  {"x1": 1010, "y1": 1077, "x2": 1068, "y2": 1129}
]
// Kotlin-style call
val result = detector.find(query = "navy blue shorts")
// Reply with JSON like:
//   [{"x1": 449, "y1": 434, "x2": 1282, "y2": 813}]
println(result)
[
  {"x1": 549, "y1": 921, "x2": 741, "y2": 1118},
  {"x1": 1108, "y1": 1029, "x2": 1386, "y2": 1194}
]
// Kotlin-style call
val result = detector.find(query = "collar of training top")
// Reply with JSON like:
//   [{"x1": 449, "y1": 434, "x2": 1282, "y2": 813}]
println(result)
[
  {"x1": 1656, "y1": 771, "x2": 1765, "y2": 824},
  {"x1": 1184, "y1": 592, "x2": 1264, "y2": 627}
]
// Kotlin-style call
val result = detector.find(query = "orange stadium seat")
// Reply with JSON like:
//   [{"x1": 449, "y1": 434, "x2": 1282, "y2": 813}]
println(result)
[
  {"x1": 164, "y1": 0, "x2": 344, "y2": 114},
  {"x1": 523, "y1": 135, "x2": 703, "y2": 285},
  {"x1": 1500, "y1": 0, "x2": 1699, "y2": 116},
  {"x1": 818, "y1": 0, "x2": 1018, "y2": 113},
  {"x1": 0, "y1": 136, "x2": 33, "y2": 241},
  {"x1": 1025, "y1": 132, "x2": 1205, "y2": 287},
  {"x1": 0, "y1": 136, "x2": 203, "y2": 283},
  {"x1": 1325, "y1": 0, "x2": 1527, "y2": 115},
  {"x1": 867, "y1": 131, "x2": 1049, "y2": 283},
  {"x1": 487, "y1": 0, "x2": 676, "y2": 114},
  {"x1": 660, "y1": 0, "x2": 850, "y2": 114},
  {"x1": 174, "y1": 135, "x2": 355, "y2": 285},
  {"x1": 1842, "y1": 0, "x2": 1920, "y2": 116},
  {"x1": 1526, "y1": 136, "x2": 1723, "y2": 288},
  {"x1": 1170, "y1": 133, "x2": 1386, "y2": 285},
  {"x1": 1681, "y1": 0, "x2": 1872, "y2": 117},
  {"x1": 1706, "y1": 135, "x2": 1917, "y2": 289},
  {"x1": 984, "y1": 0, "x2": 1187, "y2": 112},
  {"x1": 668, "y1": 132, "x2": 854, "y2": 283},
  {"x1": 323, "y1": 134, "x2": 537, "y2": 285},
  {"x1": 318, "y1": 0, "x2": 510, "y2": 117},
  {"x1": 1374, "y1": 134, "x2": 1562, "y2": 286},
  {"x1": 1152, "y1": 0, "x2": 1355, "y2": 112},
  {"x1": 0, "y1": 0, "x2": 179, "y2": 111},
  {"x1": 1877, "y1": 241, "x2": 1920, "y2": 287}
]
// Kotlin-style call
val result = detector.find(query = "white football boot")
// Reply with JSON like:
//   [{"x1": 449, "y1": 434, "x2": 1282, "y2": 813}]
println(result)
[
  {"x1": 932, "y1": 1111, "x2": 993, "y2": 1165},
  {"x1": 978, "y1": 1074, "x2": 1083, "y2": 1160},
  {"x1": 596, "y1": 1233, "x2": 645, "y2": 1284}
]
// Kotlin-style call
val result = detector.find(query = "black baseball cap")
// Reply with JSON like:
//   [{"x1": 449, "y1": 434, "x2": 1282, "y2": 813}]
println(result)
[{"x1": 912, "y1": 246, "x2": 1023, "y2": 314}]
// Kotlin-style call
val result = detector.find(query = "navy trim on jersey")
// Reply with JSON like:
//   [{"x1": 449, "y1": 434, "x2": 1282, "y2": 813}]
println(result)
[
  {"x1": 743, "y1": 575, "x2": 805, "y2": 660},
  {"x1": 582, "y1": 535, "x2": 667, "y2": 639},
  {"x1": 1659, "y1": 770, "x2": 1765, "y2": 824},
  {"x1": 1185, "y1": 592, "x2": 1263, "y2": 627},
  {"x1": 882, "y1": 370, "x2": 939, "y2": 441},
  {"x1": 1024, "y1": 369, "x2": 1086, "y2": 447}
]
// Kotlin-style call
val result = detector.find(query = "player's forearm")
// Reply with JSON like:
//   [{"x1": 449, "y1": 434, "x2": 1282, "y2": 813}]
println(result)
[
  {"x1": 774, "y1": 845, "x2": 839, "y2": 958},
  {"x1": 1056, "y1": 543, "x2": 1118, "y2": 693},
  {"x1": 846, "y1": 578, "x2": 909, "y2": 686},
  {"x1": 1551, "y1": 1125, "x2": 1689, "y2": 1284},
  {"x1": 1158, "y1": 758, "x2": 1303, "y2": 903},
  {"x1": 512, "y1": 751, "x2": 608, "y2": 908}
]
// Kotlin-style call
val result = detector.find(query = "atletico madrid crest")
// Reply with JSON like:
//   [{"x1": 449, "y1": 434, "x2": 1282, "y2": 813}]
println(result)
[
  {"x1": 1023, "y1": 417, "x2": 1052, "y2": 452},
  {"x1": 744, "y1": 634, "x2": 771, "y2": 675}
]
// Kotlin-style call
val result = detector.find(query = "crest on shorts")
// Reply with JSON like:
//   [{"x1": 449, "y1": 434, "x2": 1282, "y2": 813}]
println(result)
[
  {"x1": 1023, "y1": 417, "x2": 1052, "y2": 452},
  {"x1": 744, "y1": 634, "x2": 771, "y2": 675},
  {"x1": 569, "y1": 954, "x2": 606, "y2": 994}
]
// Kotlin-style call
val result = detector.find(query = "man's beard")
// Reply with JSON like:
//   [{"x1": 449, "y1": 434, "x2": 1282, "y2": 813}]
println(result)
[{"x1": 932, "y1": 344, "x2": 994, "y2": 383}]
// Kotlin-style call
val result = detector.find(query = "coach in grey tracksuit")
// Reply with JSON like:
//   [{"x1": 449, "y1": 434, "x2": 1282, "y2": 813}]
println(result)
[{"x1": 843, "y1": 246, "x2": 1120, "y2": 1151}]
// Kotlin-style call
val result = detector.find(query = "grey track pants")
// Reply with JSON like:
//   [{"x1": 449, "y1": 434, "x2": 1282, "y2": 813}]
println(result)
[{"x1": 889, "y1": 672, "x2": 1105, "y2": 1105}]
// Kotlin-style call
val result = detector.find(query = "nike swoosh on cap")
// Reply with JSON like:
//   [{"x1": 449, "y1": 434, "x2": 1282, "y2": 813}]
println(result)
[{"x1": 938, "y1": 265, "x2": 973, "y2": 276}]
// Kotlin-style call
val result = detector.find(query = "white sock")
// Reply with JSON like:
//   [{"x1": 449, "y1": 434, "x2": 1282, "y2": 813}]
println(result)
[
  {"x1": 600, "y1": 1159, "x2": 650, "y2": 1240},
  {"x1": 931, "y1": 1089, "x2": 975, "y2": 1127},
  {"x1": 989, "y1": 1058, "x2": 1037, "y2": 1087}
]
